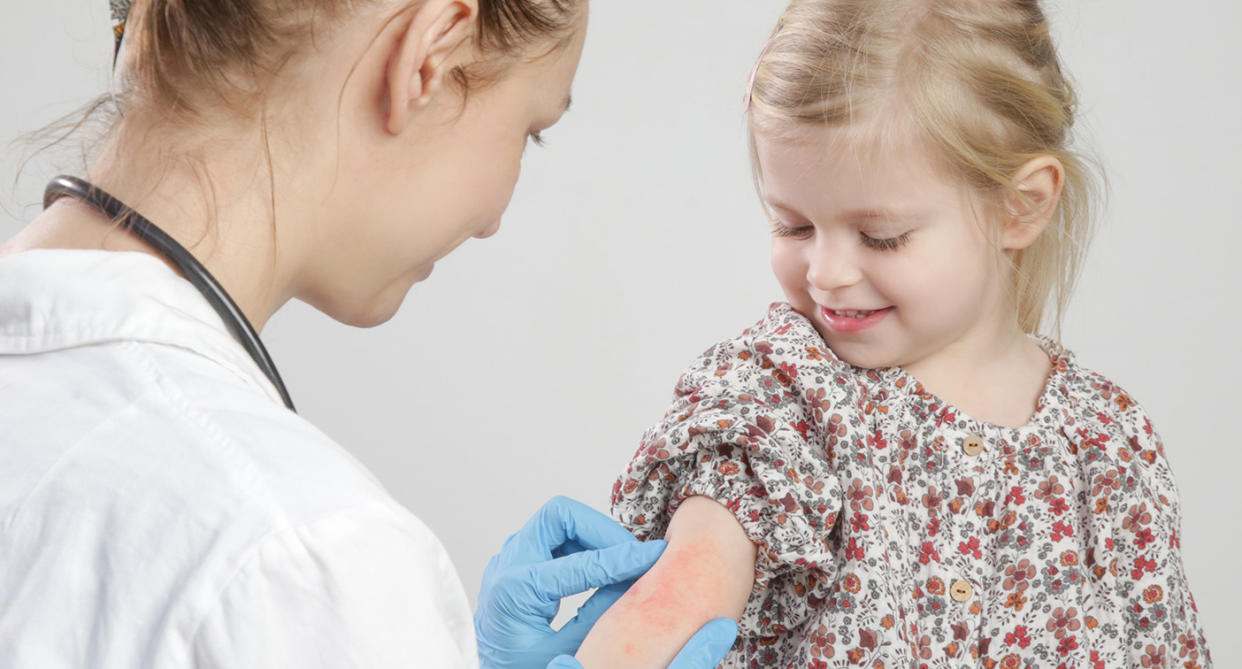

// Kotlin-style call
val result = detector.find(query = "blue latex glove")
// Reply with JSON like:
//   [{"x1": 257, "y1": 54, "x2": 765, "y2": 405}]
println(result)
[
  {"x1": 476, "y1": 496, "x2": 669, "y2": 669},
  {"x1": 545, "y1": 617, "x2": 739, "y2": 669}
]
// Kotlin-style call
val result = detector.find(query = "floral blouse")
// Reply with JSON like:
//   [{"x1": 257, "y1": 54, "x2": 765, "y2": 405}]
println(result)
[{"x1": 611, "y1": 303, "x2": 1211, "y2": 668}]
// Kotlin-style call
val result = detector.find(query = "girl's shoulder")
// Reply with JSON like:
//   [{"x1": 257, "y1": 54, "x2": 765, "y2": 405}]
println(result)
[
  {"x1": 663, "y1": 302, "x2": 867, "y2": 419},
  {"x1": 696, "y1": 302, "x2": 849, "y2": 369},
  {"x1": 679, "y1": 302, "x2": 863, "y2": 392},
  {"x1": 1040, "y1": 344, "x2": 1179, "y2": 501},
  {"x1": 1045, "y1": 340, "x2": 1162, "y2": 438}
]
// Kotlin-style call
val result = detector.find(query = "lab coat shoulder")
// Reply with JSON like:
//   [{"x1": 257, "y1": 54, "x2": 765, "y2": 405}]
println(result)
[
  {"x1": 188, "y1": 501, "x2": 478, "y2": 668},
  {"x1": 0, "y1": 250, "x2": 477, "y2": 667},
  {"x1": 134, "y1": 342, "x2": 480, "y2": 666},
  {"x1": 139, "y1": 336, "x2": 400, "y2": 522}
]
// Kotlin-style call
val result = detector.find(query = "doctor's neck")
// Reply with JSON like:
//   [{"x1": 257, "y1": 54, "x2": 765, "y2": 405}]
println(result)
[{"x1": 5, "y1": 102, "x2": 320, "y2": 333}]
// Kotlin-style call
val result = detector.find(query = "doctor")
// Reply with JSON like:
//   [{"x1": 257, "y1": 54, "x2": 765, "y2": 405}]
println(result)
[{"x1": 0, "y1": 0, "x2": 734, "y2": 667}]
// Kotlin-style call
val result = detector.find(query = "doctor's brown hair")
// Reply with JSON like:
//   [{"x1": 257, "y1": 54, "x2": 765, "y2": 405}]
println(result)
[
  {"x1": 746, "y1": 0, "x2": 1101, "y2": 336},
  {"x1": 123, "y1": 0, "x2": 578, "y2": 117},
  {"x1": 8, "y1": 0, "x2": 578, "y2": 237}
]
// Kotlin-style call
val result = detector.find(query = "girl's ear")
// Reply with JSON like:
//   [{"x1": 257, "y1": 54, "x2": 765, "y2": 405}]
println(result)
[
  {"x1": 1001, "y1": 155, "x2": 1065, "y2": 251},
  {"x1": 384, "y1": 0, "x2": 478, "y2": 135}
]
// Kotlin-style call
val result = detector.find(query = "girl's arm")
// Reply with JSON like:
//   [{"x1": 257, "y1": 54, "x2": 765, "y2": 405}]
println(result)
[{"x1": 574, "y1": 495, "x2": 757, "y2": 668}]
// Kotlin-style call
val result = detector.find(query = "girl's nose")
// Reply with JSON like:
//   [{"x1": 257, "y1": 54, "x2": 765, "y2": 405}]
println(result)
[{"x1": 807, "y1": 237, "x2": 862, "y2": 291}]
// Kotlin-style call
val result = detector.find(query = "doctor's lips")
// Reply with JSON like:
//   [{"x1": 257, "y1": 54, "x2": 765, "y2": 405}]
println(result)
[{"x1": 819, "y1": 305, "x2": 893, "y2": 333}]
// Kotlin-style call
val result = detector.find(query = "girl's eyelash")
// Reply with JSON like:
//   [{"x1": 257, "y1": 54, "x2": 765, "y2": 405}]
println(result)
[
  {"x1": 770, "y1": 220, "x2": 813, "y2": 238},
  {"x1": 770, "y1": 219, "x2": 912, "y2": 251},
  {"x1": 861, "y1": 231, "x2": 912, "y2": 251},
  {"x1": 527, "y1": 131, "x2": 546, "y2": 147}
]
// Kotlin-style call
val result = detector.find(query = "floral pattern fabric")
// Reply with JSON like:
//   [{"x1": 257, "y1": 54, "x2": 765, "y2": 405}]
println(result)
[{"x1": 611, "y1": 303, "x2": 1211, "y2": 668}]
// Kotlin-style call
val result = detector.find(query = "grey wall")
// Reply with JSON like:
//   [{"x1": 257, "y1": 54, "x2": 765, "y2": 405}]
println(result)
[{"x1": 3, "y1": 0, "x2": 1237, "y2": 662}]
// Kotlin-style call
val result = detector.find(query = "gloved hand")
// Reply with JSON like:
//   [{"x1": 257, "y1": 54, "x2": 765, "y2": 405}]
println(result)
[
  {"x1": 475, "y1": 496, "x2": 669, "y2": 669},
  {"x1": 545, "y1": 617, "x2": 739, "y2": 669}
]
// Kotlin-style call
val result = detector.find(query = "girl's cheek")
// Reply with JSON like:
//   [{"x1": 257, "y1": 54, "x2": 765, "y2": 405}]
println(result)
[
  {"x1": 770, "y1": 242, "x2": 805, "y2": 285},
  {"x1": 897, "y1": 253, "x2": 981, "y2": 320}
]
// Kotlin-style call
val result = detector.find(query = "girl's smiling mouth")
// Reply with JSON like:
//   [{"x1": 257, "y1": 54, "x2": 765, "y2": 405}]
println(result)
[{"x1": 820, "y1": 306, "x2": 893, "y2": 332}]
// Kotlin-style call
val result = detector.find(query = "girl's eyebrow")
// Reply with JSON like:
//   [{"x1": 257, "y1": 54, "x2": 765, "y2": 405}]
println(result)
[
  {"x1": 766, "y1": 200, "x2": 921, "y2": 224},
  {"x1": 839, "y1": 208, "x2": 923, "y2": 225}
]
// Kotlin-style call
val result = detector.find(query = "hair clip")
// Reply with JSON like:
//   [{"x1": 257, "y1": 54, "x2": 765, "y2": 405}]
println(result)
[
  {"x1": 110, "y1": 0, "x2": 132, "y2": 66},
  {"x1": 743, "y1": 36, "x2": 775, "y2": 113}
]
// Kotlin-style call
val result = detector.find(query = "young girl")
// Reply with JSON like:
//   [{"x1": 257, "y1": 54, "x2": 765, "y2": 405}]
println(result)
[{"x1": 578, "y1": 0, "x2": 1213, "y2": 667}]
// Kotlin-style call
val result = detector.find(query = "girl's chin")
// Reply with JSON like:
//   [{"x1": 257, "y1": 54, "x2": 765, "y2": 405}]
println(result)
[{"x1": 814, "y1": 332, "x2": 901, "y2": 370}]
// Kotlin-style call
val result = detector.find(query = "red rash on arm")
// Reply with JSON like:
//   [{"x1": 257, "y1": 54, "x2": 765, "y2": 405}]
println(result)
[{"x1": 574, "y1": 496, "x2": 757, "y2": 668}]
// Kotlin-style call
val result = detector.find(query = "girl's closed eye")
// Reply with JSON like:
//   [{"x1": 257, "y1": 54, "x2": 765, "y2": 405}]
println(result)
[
  {"x1": 860, "y1": 230, "x2": 912, "y2": 251},
  {"x1": 771, "y1": 217, "x2": 912, "y2": 251},
  {"x1": 526, "y1": 130, "x2": 546, "y2": 147},
  {"x1": 770, "y1": 218, "x2": 814, "y2": 239}
]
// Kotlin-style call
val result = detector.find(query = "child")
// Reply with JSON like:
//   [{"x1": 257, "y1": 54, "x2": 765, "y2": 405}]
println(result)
[{"x1": 577, "y1": 0, "x2": 1213, "y2": 667}]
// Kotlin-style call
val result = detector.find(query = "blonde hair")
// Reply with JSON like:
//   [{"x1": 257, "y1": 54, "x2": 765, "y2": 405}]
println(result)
[{"x1": 746, "y1": 0, "x2": 1102, "y2": 336}]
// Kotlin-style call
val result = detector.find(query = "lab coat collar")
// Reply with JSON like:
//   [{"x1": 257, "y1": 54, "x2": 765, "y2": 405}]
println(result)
[{"x1": 0, "y1": 249, "x2": 286, "y2": 406}]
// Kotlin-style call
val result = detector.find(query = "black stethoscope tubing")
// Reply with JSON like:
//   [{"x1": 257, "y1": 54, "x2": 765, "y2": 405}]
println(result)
[{"x1": 43, "y1": 175, "x2": 297, "y2": 412}]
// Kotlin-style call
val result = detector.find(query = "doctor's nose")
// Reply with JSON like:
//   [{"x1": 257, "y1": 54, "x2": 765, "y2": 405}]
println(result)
[{"x1": 474, "y1": 219, "x2": 501, "y2": 239}]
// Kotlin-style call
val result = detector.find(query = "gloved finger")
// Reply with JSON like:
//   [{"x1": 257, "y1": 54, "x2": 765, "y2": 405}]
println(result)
[
  {"x1": 546, "y1": 655, "x2": 584, "y2": 669},
  {"x1": 551, "y1": 538, "x2": 585, "y2": 559},
  {"x1": 528, "y1": 539, "x2": 667, "y2": 602},
  {"x1": 523, "y1": 496, "x2": 641, "y2": 558},
  {"x1": 484, "y1": 527, "x2": 524, "y2": 573},
  {"x1": 667, "y1": 618, "x2": 739, "y2": 669},
  {"x1": 494, "y1": 497, "x2": 620, "y2": 569},
  {"x1": 551, "y1": 580, "x2": 632, "y2": 649}
]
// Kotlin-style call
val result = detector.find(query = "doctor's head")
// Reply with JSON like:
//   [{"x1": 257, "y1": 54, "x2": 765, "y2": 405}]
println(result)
[{"x1": 105, "y1": 0, "x2": 587, "y2": 326}]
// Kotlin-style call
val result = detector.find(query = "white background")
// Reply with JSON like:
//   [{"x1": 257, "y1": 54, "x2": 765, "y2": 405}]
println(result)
[{"x1": 2, "y1": 0, "x2": 1237, "y2": 663}]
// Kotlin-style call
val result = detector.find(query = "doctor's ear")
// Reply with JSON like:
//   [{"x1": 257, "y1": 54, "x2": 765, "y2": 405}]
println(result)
[
  {"x1": 1000, "y1": 155, "x2": 1065, "y2": 251},
  {"x1": 385, "y1": 0, "x2": 478, "y2": 135}
]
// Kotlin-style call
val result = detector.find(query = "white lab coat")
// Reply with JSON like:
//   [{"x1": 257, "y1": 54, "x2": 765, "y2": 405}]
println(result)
[{"x1": 0, "y1": 249, "x2": 478, "y2": 668}]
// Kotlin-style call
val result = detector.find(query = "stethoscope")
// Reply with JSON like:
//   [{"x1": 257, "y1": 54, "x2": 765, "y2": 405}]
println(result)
[{"x1": 42, "y1": 175, "x2": 297, "y2": 412}]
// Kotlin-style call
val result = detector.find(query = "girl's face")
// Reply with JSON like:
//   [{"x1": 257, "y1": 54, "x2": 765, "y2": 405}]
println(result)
[{"x1": 757, "y1": 123, "x2": 1014, "y2": 370}]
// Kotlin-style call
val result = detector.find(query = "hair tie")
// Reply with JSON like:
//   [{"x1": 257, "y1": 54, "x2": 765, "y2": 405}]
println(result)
[
  {"x1": 743, "y1": 34, "x2": 776, "y2": 113},
  {"x1": 110, "y1": 0, "x2": 132, "y2": 65}
]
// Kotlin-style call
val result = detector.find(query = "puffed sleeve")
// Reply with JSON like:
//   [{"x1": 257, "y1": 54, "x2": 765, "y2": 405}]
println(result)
[
  {"x1": 1102, "y1": 393, "x2": 1213, "y2": 665},
  {"x1": 611, "y1": 303, "x2": 863, "y2": 636},
  {"x1": 189, "y1": 502, "x2": 478, "y2": 668}
]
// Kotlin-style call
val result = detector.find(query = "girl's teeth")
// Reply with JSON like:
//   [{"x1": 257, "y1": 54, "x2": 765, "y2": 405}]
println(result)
[{"x1": 836, "y1": 309, "x2": 875, "y2": 318}]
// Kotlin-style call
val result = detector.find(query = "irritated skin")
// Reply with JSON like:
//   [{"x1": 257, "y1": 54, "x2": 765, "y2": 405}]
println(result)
[{"x1": 575, "y1": 496, "x2": 756, "y2": 668}]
